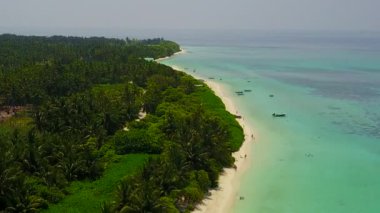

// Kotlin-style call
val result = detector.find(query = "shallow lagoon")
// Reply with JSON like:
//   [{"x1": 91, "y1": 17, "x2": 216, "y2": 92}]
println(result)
[{"x1": 163, "y1": 33, "x2": 380, "y2": 212}]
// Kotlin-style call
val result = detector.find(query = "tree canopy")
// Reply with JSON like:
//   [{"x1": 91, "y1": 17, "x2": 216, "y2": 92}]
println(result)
[{"x1": 0, "y1": 34, "x2": 243, "y2": 212}]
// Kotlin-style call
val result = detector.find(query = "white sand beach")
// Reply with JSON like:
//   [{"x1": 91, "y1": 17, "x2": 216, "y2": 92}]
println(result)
[
  {"x1": 155, "y1": 48, "x2": 186, "y2": 62},
  {"x1": 158, "y1": 53, "x2": 255, "y2": 213},
  {"x1": 192, "y1": 80, "x2": 254, "y2": 213}
]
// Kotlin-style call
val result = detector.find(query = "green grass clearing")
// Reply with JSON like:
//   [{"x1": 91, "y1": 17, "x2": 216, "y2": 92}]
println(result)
[{"x1": 44, "y1": 154, "x2": 150, "y2": 213}]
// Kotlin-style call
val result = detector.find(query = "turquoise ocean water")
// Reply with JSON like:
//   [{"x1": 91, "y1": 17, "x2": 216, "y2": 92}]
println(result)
[{"x1": 162, "y1": 32, "x2": 380, "y2": 213}]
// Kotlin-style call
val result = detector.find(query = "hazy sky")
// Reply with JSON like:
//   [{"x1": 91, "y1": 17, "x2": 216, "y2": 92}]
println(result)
[{"x1": 1, "y1": 0, "x2": 379, "y2": 32}]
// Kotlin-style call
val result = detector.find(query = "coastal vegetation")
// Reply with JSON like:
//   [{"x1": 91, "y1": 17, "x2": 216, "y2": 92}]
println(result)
[{"x1": 0, "y1": 34, "x2": 243, "y2": 212}]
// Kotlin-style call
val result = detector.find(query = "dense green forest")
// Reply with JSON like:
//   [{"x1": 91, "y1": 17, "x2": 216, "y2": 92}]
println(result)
[{"x1": 0, "y1": 34, "x2": 243, "y2": 212}]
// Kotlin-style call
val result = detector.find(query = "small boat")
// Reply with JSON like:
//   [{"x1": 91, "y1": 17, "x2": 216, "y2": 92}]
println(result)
[
  {"x1": 272, "y1": 113, "x2": 286, "y2": 117},
  {"x1": 244, "y1": 89, "x2": 252, "y2": 92},
  {"x1": 235, "y1": 91, "x2": 244, "y2": 96}
]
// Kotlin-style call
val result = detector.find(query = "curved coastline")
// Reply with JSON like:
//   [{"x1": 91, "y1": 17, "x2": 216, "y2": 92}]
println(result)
[
  {"x1": 158, "y1": 50, "x2": 255, "y2": 213},
  {"x1": 155, "y1": 48, "x2": 187, "y2": 61}
]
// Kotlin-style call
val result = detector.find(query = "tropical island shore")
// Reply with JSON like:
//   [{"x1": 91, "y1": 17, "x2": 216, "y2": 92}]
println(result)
[
  {"x1": 155, "y1": 48, "x2": 186, "y2": 61},
  {"x1": 2, "y1": 35, "x2": 235, "y2": 212},
  {"x1": 0, "y1": 35, "x2": 251, "y2": 212},
  {"x1": 159, "y1": 57, "x2": 255, "y2": 213}
]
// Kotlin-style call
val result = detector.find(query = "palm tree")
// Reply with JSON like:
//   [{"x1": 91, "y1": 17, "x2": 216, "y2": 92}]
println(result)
[
  {"x1": 56, "y1": 140, "x2": 85, "y2": 181},
  {"x1": 0, "y1": 163, "x2": 22, "y2": 210},
  {"x1": 4, "y1": 177, "x2": 46, "y2": 213},
  {"x1": 114, "y1": 177, "x2": 138, "y2": 212},
  {"x1": 114, "y1": 164, "x2": 177, "y2": 213},
  {"x1": 22, "y1": 129, "x2": 40, "y2": 174},
  {"x1": 101, "y1": 201, "x2": 116, "y2": 213}
]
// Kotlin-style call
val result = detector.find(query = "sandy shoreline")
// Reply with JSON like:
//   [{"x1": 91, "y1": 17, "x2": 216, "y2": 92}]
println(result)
[
  {"x1": 192, "y1": 80, "x2": 254, "y2": 213},
  {"x1": 157, "y1": 50, "x2": 255, "y2": 213},
  {"x1": 155, "y1": 48, "x2": 186, "y2": 62}
]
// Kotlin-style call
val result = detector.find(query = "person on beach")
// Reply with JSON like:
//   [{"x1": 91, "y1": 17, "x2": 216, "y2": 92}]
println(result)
[{"x1": 251, "y1": 134, "x2": 255, "y2": 141}]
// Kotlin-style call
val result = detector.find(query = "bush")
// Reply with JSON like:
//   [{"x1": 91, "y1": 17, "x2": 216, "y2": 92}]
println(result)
[
  {"x1": 113, "y1": 129, "x2": 161, "y2": 154},
  {"x1": 196, "y1": 170, "x2": 211, "y2": 192},
  {"x1": 37, "y1": 185, "x2": 65, "y2": 204}
]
